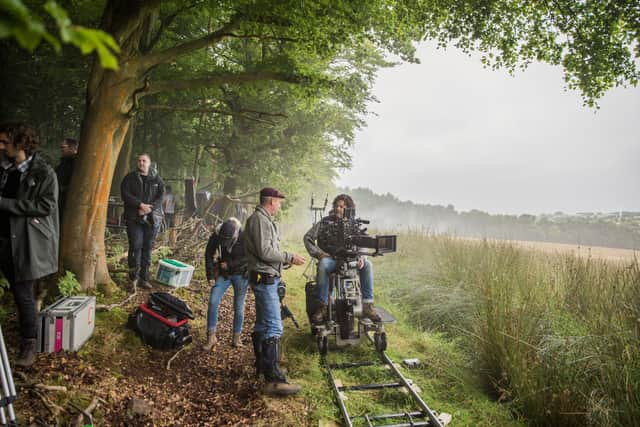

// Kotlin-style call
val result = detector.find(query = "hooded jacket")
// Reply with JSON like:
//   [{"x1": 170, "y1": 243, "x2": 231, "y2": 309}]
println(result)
[{"x1": 204, "y1": 219, "x2": 248, "y2": 281}]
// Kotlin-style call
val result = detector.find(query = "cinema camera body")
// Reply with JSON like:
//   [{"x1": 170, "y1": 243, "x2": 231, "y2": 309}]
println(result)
[{"x1": 305, "y1": 207, "x2": 397, "y2": 354}]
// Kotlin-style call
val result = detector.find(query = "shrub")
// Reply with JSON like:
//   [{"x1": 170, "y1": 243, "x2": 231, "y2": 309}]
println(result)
[{"x1": 57, "y1": 270, "x2": 82, "y2": 296}]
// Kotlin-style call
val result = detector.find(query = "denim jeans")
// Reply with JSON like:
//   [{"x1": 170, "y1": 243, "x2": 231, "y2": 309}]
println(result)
[
  {"x1": 207, "y1": 274, "x2": 248, "y2": 334},
  {"x1": 251, "y1": 276, "x2": 283, "y2": 341},
  {"x1": 126, "y1": 220, "x2": 160, "y2": 280},
  {"x1": 317, "y1": 257, "x2": 374, "y2": 304}
]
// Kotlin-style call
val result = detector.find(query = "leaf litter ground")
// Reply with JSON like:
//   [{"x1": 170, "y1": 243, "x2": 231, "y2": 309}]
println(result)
[{"x1": 2, "y1": 231, "x2": 291, "y2": 426}]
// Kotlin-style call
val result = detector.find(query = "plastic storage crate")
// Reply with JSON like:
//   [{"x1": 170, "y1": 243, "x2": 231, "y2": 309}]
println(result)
[
  {"x1": 156, "y1": 259, "x2": 195, "y2": 288},
  {"x1": 37, "y1": 296, "x2": 96, "y2": 353}
]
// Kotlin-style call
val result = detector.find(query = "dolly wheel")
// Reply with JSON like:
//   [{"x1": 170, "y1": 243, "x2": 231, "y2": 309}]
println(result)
[
  {"x1": 317, "y1": 335, "x2": 328, "y2": 355},
  {"x1": 374, "y1": 332, "x2": 387, "y2": 352}
]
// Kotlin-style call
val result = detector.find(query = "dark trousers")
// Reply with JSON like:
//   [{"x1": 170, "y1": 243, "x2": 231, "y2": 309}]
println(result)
[
  {"x1": 0, "y1": 238, "x2": 37, "y2": 339},
  {"x1": 126, "y1": 220, "x2": 160, "y2": 281},
  {"x1": 165, "y1": 213, "x2": 175, "y2": 228}
]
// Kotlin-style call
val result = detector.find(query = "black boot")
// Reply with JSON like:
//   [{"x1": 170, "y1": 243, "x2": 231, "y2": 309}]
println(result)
[
  {"x1": 252, "y1": 332, "x2": 263, "y2": 379},
  {"x1": 139, "y1": 267, "x2": 152, "y2": 289},
  {"x1": 15, "y1": 338, "x2": 37, "y2": 367},
  {"x1": 262, "y1": 337, "x2": 301, "y2": 396}
]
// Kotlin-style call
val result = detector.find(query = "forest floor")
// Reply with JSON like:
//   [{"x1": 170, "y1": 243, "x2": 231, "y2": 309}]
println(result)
[{"x1": 3, "y1": 229, "x2": 306, "y2": 426}]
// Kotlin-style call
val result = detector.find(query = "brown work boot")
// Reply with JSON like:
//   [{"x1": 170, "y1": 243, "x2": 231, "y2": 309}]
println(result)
[
  {"x1": 15, "y1": 338, "x2": 37, "y2": 367},
  {"x1": 232, "y1": 333, "x2": 244, "y2": 348},
  {"x1": 311, "y1": 302, "x2": 327, "y2": 324},
  {"x1": 138, "y1": 280, "x2": 152, "y2": 290},
  {"x1": 203, "y1": 330, "x2": 217, "y2": 351},
  {"x1": 130, "y1": 278, "x2": 138, "y2": 293},
  {"x1": 264, "y1": 381, "x2": 302, "y2": 396},
  {"x1": 363, "y1": 303, "x2": 382, "y2": 322}
]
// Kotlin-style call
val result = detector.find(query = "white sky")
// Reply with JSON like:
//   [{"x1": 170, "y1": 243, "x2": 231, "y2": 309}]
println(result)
[{"x1": 337, "y1": 43, "x2": 640, "y2": 215}]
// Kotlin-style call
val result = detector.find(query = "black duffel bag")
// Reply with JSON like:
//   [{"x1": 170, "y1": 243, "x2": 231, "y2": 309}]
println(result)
[{"x1": 128, "y1": 293, "x2": 193, "y2": 350}]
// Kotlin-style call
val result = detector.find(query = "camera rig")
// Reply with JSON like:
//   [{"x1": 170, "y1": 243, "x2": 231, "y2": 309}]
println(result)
[{"x1": 324, "y1": 207, "x2": 396, "y2": 259}]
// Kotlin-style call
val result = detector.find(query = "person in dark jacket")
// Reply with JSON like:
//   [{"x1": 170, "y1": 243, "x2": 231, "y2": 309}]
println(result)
[
  {"x1": 0, "y1": 123, "x2": 59, "y2": 367},
  {"x1": 54, "y1": 137, "x2": 78, "y2": 222},
  {"x1": 203, "y1": 217, "x2": 248, "y2": 350},
  {"x1": 303, "y1": 194, "x2": 381, "y2": 324},
  {"x1": 120, "y1": 153, "x2": 165, "y2": 290}
]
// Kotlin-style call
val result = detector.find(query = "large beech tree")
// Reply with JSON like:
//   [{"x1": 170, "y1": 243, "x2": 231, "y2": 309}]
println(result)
[{"x1": 56, "y1": 0, "x2": 638, "y2": 289}]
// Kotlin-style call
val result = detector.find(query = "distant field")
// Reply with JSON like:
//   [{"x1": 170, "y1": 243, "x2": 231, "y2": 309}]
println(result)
[{"x1": 461, "y1": 237, "x2": 638, "y2": 263}]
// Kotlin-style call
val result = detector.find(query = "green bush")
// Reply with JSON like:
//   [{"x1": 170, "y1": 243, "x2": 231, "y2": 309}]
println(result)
[{"x1": 57, "y1": 270, "x2": 82, "y2": 296}]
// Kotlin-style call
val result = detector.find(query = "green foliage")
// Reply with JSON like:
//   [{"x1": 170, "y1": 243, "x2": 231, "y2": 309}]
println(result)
[
  {"x1": 57, "y1": 270, "x2": 81, "y2": 296},
  {"x1": 151, "y1": 246, "x2": 173, "y2": 265},
  {"x1": 382, "y1": 233, "x2": 640, "y2": 426},
  {"x1": 0, "y1": 0, "x2": 119, "y2": 69},
  {"x1": 0, "y1": 270, "x2": 8, "y2": 296}
]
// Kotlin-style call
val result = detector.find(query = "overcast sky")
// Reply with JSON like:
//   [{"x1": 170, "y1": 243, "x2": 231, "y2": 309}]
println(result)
[{"x1": 337, "y1": 43, "x2": 640, "y2": 215}]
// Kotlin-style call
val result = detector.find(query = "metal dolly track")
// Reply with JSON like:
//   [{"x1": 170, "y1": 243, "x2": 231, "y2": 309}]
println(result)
[{"x1": 324, "y1": 334, "x2": 448, "y2": 427}]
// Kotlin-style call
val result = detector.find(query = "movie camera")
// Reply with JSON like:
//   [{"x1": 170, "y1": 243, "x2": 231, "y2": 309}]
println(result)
[{"x1": 305, "y1": 206, "x2": 397, "y2": 355}]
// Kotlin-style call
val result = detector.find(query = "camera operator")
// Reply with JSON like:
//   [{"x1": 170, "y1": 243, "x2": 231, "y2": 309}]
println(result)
[
  {"x1": 121, "y1": 153, "x2": 165, "y2": 290},
  {"x1": 303, "y1": 194, "x2": 381, "y2": 324},
  {"x1": 244, "y1": 187, "x2": 305, "y2": 396},
  {"x1": 203, "y1": 217, "x2": 248, "y2": 350}
]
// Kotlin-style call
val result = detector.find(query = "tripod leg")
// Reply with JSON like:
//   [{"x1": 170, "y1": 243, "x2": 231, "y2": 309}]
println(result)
[{"x1": 0, "y1": 327, "x2": 17, "y2": 423}]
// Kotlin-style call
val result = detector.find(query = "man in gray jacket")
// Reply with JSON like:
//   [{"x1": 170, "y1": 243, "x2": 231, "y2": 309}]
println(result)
[
  {"x1": 0, "y1": 123, "x2": 59, "y2": 367},
  {"x1": 244, "y1": 187, "x2": 305, "y2": 396}
]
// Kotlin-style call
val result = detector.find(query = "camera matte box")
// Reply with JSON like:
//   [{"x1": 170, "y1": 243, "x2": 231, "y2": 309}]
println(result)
[{"x1": 37, "y1": 296, "x2": 96, "y2": 353}]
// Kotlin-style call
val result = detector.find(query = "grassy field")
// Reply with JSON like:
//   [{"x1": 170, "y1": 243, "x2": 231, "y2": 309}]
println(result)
[
  {"x1": 459, "y1": 237, "x2": 638, "y2": 264},
  {"x1": 278, "y1": 239, "x2": 523, "y2": 427},
  {"x1": 361, "y1": 232, "x2": 640, "y2": 427}
]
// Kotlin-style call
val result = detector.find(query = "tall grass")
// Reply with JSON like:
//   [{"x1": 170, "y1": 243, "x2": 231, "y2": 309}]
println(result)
[{"x1": 380, "y1": 232, "x2": 640, "y2": 426}]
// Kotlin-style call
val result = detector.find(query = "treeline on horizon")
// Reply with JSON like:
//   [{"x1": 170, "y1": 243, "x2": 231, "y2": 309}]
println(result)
[{"x1": 344, "y1": 187, "x2": 640, "y2": 250}]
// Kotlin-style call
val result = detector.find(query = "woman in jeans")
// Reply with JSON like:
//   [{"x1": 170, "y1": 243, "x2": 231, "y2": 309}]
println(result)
[{"x1": 203, "y1": 217, "x2": 248, "y2": 349}]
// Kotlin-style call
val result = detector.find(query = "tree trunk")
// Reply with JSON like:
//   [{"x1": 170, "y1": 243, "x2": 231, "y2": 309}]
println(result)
[
  {"x1": 192, "y1": 144, "x2": 204, "y2": 185},
  {"x1": 60, "y1": 0, "x2": 152, "y2": 290},
  {"x1": 60, "y1": 71, "x2": 137, "y2": 288},
  {"x1": 112, "y1": 117, "x2": 135, "y2": 195}
]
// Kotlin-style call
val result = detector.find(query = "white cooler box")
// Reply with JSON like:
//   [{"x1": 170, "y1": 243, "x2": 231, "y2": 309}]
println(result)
[
  {"x1": 156, "y1": 259, "x2": 195, "y2": 288},
  {"x1": 37, "y1": 296, "x2": 96, "y2": 353}
]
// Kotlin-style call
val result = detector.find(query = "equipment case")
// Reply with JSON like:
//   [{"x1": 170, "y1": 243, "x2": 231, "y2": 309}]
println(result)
[
  {"x1": 156, "y1": 259, "x2": 195, "y2": 288},
  {"x1": 37, "y1": 296, "x2": 96, "y2": 353}
]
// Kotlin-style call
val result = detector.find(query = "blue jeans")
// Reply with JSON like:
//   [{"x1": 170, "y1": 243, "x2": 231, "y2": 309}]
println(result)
[
  {"x1": 251, "y1": 276, "x2": 283, "y2": 341},
  {"x1": 126, "y1": 220, "x2": 160, "y2": 281},
  {"x1": 317, "y1": 257, "x2": 374, "y2": 304},
  {"x1": 207, "y1": 274, "x2": 248, "y2": 334}
]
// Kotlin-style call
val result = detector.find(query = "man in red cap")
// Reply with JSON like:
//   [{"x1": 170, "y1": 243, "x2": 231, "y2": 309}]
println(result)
[{"x1": 244, "y1": 187, "x2": 306, "y2": 396}]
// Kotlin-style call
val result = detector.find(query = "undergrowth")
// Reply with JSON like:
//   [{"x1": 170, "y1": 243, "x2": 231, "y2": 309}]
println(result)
[{"x1": 378, "y1": 232, "x2": 640, "y2": 427}]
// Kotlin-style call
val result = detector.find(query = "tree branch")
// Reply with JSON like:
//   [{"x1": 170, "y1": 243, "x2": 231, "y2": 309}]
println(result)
[
  {"x1": 224, "y1": 33, "x2": 299, "y2": 43},
  {"x1": 137, "y1": 14, "x2": 243, "y2": 69},
  {"x1": 142, "y1": 70, "x2": 306, "y2": 96},
  {"x1": 143, "y1": 2, "x2": 204, "y2": 53},
  {"x1": 143, "y1": 104, "x2": 287, "y2": 124}
]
